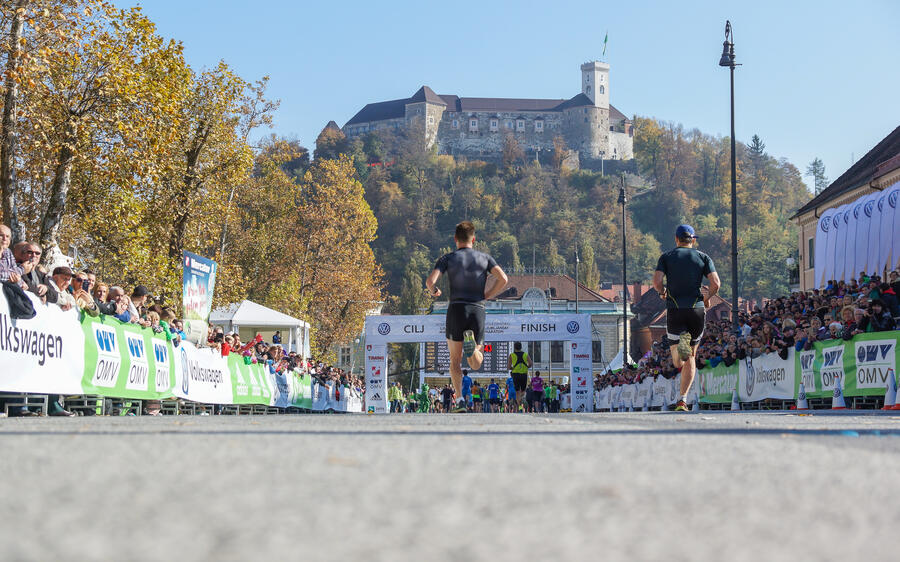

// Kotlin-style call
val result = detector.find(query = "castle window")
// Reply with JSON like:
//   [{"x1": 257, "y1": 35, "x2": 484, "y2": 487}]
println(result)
[
  {"x1": 584, "y1": 118, "x2": 588, "y2": 123},
  {"x1": 610, "y1": 126, "x2": 614, "y2": 131},
  {"x1": 452, "y1": 119, "x2": 459, "y2": 129},
  {"x1": 535, "y1": 121, "x2": 543, "y2": 132},
  {"x1": 505, "y1": 120, "x2": 512, "y2": 129},
  {"x1": 516, "y1": 119, "x2": 525, "y2": 132},
  {"x1": 469, "y1": 119, "x2": 478, "y2": 131},
  {"x1": 428, "y1": 116, "x2": 434, "y2": 125},
  {"x1": 598, "y1": 85, "x2": 605, "y2": 95},
  {"x1": 586, "y1": 85, "x2": 591, "y2": 94},
  {"x1": 583, "y1": 109, "x2": 587, "y2": 114},
  {"x1": 490, "y1": 119, "x2": 498, "y2": 131}
]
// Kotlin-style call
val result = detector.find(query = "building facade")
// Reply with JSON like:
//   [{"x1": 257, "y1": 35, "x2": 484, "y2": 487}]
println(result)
[
  {"x1": 792, "y1": 126, "x2": 900, "y2": 290},
  {"x1": 343, "y1": 62, "x2": 633, "y2": 163}
]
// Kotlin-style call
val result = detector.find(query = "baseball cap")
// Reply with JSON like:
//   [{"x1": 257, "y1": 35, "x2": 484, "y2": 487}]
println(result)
[{"x1": 675, "y1": 224, "x2": 697, "y2": 239}]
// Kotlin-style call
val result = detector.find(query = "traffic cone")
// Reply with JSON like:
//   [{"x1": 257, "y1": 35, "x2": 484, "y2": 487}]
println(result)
[
  {"x1": 796, "y1": 382, "x2": 809, "y2": 410},
  {"x1": 882, "y1": 369, "x2": 896, "y2": 410},
  {"x1": 730, "y1": 389, "x2": 741, "y2": 411},
  {"x1": 831, "y1": 376, "x2": 847, "y2": 410}
]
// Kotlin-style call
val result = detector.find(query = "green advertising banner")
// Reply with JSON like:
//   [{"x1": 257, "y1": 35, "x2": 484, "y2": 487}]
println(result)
[
  {"x1": 80, "y1": 314, "x2": 174, "y2": 400},
  {"x1": 228, "y1": 354, "x2": 274, "y2": 405},
  {"x1": 844, "y1": 332, "x2": 898, "y2": 397},
  {"x1": 698, "y1": 360, "x2": 739, "y2": 403},
  {"x1": 292, "y1": 373, "x2": 313, "y2": 409},
  {"x1": 697, "y1": 331, "x2": 899, "y2": 402}
]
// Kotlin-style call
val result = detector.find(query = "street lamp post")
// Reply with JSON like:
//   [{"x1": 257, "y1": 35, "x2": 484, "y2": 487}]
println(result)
[
  {"x1": 719, "y1": 20, "x2": 740, "y2": 333},
  {"x1": 618, "y1": 174, "x2": 628, "y2": 361},
  {"x1": 574, "y1": 248, "x2": 580, "y2": 314}
]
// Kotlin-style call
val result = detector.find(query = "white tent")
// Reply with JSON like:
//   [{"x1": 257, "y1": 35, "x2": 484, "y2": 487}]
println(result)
[
  {"x1": 209, "y1": 300, "x2": 310, "y2": 358},
  {"x1": 606, "y1": 349, "x2": 635, "y2": 372}
]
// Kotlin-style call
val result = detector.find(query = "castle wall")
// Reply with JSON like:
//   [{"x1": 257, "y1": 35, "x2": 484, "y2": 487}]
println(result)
[
  {"x1": 609, "y1": 130, "x2": 633, "y2": 160},
  {"x1": 435, "y1": 110, "x2": 563, "y2": 158},
  {"x1": 405, "y1": 102, "x2": 445, "y2": 148},
  {"x1": 563, "y1": 106, "x2": 609, "y2": 159}
]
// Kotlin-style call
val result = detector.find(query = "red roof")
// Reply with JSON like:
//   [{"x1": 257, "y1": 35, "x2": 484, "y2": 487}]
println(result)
[{"x1": 491, "y1": 274, "x2": 610, "y2": 302}]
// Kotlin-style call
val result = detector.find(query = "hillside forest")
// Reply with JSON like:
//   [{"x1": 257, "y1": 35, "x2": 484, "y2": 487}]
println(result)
[{"x1": 316, "y1": 118, "x2": 811, "y2": 317}]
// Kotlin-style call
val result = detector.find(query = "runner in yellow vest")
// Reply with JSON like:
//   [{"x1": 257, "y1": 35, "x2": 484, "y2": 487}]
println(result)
[{"x1": 508, "y1": 342, "x2": 532, "y2": 411}]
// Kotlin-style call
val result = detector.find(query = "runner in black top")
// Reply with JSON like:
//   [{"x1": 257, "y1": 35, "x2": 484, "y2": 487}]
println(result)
[
  {"x1": 652, "y1": 224, "x2": 721, "y2": 411},
  {"x1": 426, "y1": 221, "x2": 509, "y2": 412}
]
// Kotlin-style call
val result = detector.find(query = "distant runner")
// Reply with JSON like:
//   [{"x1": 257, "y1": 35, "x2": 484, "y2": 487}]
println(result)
[
  {"x1": 487, "y1": 378, "x2": 501, "y2": 413},
  {"x1": 652, "y1": 224, "x2": 721, "y2": 411},
  {"x1": 505, "y1": 373, "x2": 517, "y2": 412},
  {"x1": 508, "y1": 342, "x2": 532, "y2": 411},
  {"x1": 461, "y1": 370, "x2": 473, "y2": 411},
  {"x1": 426, "y1": 221, "x2": 509, "y2": 413}
]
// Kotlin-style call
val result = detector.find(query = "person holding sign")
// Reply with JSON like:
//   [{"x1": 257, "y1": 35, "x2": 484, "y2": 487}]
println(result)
[
  {"x1": 426, "y1": 221, "x2": 509, "y2": 413},
  {"x1": 652, "y1": 225, "x2": 720, "y2": 412}
]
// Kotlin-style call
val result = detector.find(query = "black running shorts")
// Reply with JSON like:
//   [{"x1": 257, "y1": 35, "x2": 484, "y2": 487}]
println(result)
[
  {"x1": 666, "y1": 308, "x2": 706, "y2": 345},
  {"x1": 445, "y1": 302, "x2": 485, "y2": 343},
  {"x1": 512, "y1": 373, "x2": 528, "y2": 393}
]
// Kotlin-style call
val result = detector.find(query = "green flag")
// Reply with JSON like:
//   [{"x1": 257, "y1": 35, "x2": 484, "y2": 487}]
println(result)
[{"x1": 602, "y1": 31, "x2": 608, "y2": 56}]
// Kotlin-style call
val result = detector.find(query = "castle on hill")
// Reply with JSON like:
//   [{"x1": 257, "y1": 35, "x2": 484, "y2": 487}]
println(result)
[{"x1": 342, "y1": 61, "x2": 633, "y2": 164}]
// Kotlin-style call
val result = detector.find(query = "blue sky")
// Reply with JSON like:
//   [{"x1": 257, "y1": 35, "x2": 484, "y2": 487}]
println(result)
[{"x1": 129, "y1": 0, "x2": 899, "y2": 191}]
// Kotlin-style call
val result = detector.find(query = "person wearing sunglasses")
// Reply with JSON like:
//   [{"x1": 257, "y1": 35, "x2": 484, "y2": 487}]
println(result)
[{"x1": 12, "y1": 242, "x2": 57, "y2": 304}]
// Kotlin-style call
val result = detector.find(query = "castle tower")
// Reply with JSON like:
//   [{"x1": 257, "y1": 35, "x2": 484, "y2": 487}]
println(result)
[{"x1": 581, "y1": 61, "x2": 610, "y2": 109}]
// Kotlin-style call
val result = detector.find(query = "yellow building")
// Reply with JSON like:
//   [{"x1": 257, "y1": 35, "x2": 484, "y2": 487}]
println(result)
[{"x1": 792, "y1": 126, "x2": 900, "y2": 290}]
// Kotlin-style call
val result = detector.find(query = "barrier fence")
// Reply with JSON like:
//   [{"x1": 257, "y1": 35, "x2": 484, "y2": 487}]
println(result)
[
  {"x1": 0, "y1": 289, "x2": 362, "y2": 413},
  {"x1": 595, "y1": 331, "x2": 899, "y2": 410}
]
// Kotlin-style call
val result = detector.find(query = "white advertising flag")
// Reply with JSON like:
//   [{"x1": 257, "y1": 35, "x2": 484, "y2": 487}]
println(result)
[
  {"x1": 852, "y1": 198, "x2": 867, "y2": 281},
  {"x1": 884, "y1": 183, "x2": 899, "y2": 269},
  {"x1": 867, "y1": 192, "x2": 884, "y2": 277},
  {"x1": 823, "y1": 205, "x2": 842, "y2": 285},
  {"x1": 814, "y1": 208, "x2": 833, "y2": 288},
  {"x1": 835, "y1": 205, "x2": 850, "y2": 281}
]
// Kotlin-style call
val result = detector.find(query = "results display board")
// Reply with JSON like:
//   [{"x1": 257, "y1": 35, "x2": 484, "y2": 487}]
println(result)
[{"x1": 423, "y1": 341, "x2": 510, "y2": 375}]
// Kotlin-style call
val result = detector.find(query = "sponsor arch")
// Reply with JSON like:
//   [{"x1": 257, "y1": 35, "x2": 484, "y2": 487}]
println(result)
[{"x1": 363, "y1": 314, "x2": 593, "y2": 413}]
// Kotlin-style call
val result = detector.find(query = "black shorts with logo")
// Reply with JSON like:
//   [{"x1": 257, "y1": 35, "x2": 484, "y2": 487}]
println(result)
[
  {"x1": 511, "y1": 373, "x2": 528, "y2": 392},
  {"x1": 445, "y1": 302, "x2": 485, "y2": 343},
  {"x1": 666, "y1": 307, "x2": 706, "y2": 345}
]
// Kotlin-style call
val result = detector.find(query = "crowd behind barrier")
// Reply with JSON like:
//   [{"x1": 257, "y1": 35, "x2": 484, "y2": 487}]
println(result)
[
  {"x1": 0, "y1": 235, "x2": 364, "y2": 416},
  {"x1": 595, "y1": 270, "x2": 900, "y2": 410}
]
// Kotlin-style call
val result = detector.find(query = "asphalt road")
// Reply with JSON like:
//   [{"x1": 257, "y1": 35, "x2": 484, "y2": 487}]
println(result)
[{"x1": 1, "y1": 411, "x2": 898, "y2": 561}]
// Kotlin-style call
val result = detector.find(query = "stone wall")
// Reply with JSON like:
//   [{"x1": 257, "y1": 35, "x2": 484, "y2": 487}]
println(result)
[
  {"x1": 435, "y1": 109, "x2": 563, "y2": 157},
  {"x1": 609, "y1": 130, "x2": 633, "y2": 160}
]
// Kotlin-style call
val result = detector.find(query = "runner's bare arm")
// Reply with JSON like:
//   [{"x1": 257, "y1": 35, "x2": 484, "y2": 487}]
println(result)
[
  {"x1": 652, "y1": 270, "x2": 666, "y2": 299},
  {"x1": 425, "y1": 268, "x2": 442, "y2": 297},
  {"x1": 483, "y1": 265, "x2": 509, "y2": 301},
  {"x1": 703, "y1": 271, "x2": 721, "y2": 307}
]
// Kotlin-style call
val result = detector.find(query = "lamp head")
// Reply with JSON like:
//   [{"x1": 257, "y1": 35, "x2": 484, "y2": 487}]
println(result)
[{"x1": 718, "y1": 20, "x2": 735, "y2": 67}]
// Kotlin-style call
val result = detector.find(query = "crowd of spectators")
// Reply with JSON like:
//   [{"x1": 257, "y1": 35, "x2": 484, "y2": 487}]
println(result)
[
  {"x1": 208, "y1": 324, "x2": 364, "y2": 397},
  {"x1": 596, "y1": 270, "x2": 900, "y2": 391},
  {"x1": 1, "y1": 226, "x2": 360, "y2": 416}
]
